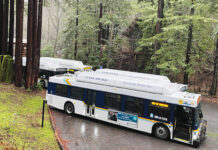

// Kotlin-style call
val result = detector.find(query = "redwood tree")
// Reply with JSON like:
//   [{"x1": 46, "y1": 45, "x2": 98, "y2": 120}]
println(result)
[
  {"x1": 2, "y1": 0, "x2": 9, "y2": 54},
  {"x1": 184, "y1": 0, "x2": 195, "y2": 84},
  {"x1": 98, "y1": 2, "x2": 103, "y2": 58},
  {"x1": 0, "y1": 0, "x2": 3, "y2": 54},
  {"x1": 31, "y1": 0, "x2": 38, "y2": 87},
  {"x1": 8, "y1": 0, "x2": 14, "y2": 56},
  {"x1": 153, "y1": 0, "x2": 164, "y2": 74},
  {"x1": 15, "y1": 0, "x2": 24, "y2": 87},
  {"x1": 26, "y1": 0, "x2": 33, "y2": 89},
  {"x1": 35, "y1": 0, "x2": 43, "y2": 83},
  {"x1": 210, "y1": 35, "x2": 218, "y2": 96},
  {"x1": 74, "y1": 0, "x2": 79, "y2": 59}
]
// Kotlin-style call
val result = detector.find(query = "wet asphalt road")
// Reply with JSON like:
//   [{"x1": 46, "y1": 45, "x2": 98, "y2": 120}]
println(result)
[{"x1": 50, "y1": 101, "x2": 218, "y2": 150}]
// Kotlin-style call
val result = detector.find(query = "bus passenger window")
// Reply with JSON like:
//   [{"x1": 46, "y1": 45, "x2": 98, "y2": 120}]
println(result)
[
  {"x1": 104, "y1": 93, "x2": 121, "y2": 110},
  {"x1": 71, "y1": 87, "x2": 84, "y2": 100},
  {"x1": 125, "y1": 97, "x2": 144, "y2": 116},
  {"x1": 56, "y1": 84, "x2": 68, "y2": 97}
]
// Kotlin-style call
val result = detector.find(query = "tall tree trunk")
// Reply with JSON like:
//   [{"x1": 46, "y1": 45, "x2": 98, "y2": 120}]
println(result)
[
  {"x1": 98, "y1": 2, "x2": 103, "y2": 58},
  {"x1": 0, "y1": 0, "x2": 3, "y2": 54},
  {"x1": 26, "y1": 0, "x2": 33, "y2": 89},
  {"x1": 35, "y1": 0, "x2": 43, "y2": 83},
  {"x1": 8, "y1": 0, "x2": 14, "y2": 56},
  {"x1": 74, "y1": 0, "x2": 79, "y2": 59},
  {"x1": 209, "y1": 36, "x2": 218, "y2": 96},
  {"x1": 53, "y1": 0, "x2": 60, "y2": 56},
  {"x1": 2, "y1": 0, "x2": 9, "y2": 54},
  {"x1": 15, "y1": 0, "x2": 24, "y2": 87},
  {"x1": 31, "y1": 0, "x2": 38, "y2": 88},
  {"x1": 153, "y1": 0, "x2": 164, "y2": 74},
  {"x1": 184, "y1": 1, "x2": 195, "y2": 84}
]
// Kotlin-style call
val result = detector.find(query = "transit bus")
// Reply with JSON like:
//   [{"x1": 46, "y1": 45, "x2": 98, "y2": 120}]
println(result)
[
  {"x1": 20, "y1": 57, "x2": 92, "y2": 88},
  {"x1": 45, "y1": 69, "x2": 207, "y2": 147},
  {"x1": 40, "y1": 57, "x2": 92, "y2": 73}
]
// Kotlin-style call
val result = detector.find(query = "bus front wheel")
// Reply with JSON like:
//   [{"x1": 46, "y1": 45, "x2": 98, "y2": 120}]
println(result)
[
  {"x1": 64, "y1": 102, "x2": 74, "y2": 115},
  {"x1": 154, "y1": 124, "x2": 169, "y2": 140},
  {"x1": 193, "y1": 141, "x2": 200, "y2": 148}
]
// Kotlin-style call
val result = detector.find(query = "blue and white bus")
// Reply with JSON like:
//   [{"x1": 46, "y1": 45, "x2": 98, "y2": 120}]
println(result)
[{"x1": 45, "y1": 69, "x2": 207, "y2": 147}]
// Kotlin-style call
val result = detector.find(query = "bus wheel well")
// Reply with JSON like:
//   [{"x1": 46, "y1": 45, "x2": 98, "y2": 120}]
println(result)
[
  {"x1": 64, "y1": 102, "x2": 75, "y2": 115},
  {"x1": 152, "y1": 123, "x2": 170, "y2": 139}
]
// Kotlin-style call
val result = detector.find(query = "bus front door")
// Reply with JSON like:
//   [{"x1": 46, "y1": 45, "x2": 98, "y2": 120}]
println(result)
[
  {"x1": 173, "y1": 106, "x2": 192, "y2": 144},
  {"x1": 86, "y1": 90, "x2": 96, "y2": 117}
]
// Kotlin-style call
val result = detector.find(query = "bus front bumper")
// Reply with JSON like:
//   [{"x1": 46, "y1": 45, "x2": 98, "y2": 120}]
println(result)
[{"x1": 193, "y1": 119, "x2": 207, "y2": 145}]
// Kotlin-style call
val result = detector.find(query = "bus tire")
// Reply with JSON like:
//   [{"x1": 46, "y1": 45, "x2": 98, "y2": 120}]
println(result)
[
  {"x1": 64, "y1": 102, "x2": 74, "y2": 115},
  {"x1": 193, "y1": 141, "x2": 200, "y2": 148},
  {"x1": 154, "y1": 124, "x2": 169, "y2": 140}
]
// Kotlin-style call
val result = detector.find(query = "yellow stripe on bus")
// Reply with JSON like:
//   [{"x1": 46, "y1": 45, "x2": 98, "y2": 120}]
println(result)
[{"x1": 96, "y1": 107, "x2": 108, "y2": 111}]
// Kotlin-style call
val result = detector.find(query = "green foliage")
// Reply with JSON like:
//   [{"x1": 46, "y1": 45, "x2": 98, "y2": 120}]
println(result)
[
  {"x1": 137, "y1": 0, "x2": 218, "y2": 79},
  {"x1": 0, "y1": 84, "x2": 59, "y2": 150},
  {"x1": 41, "y1": 44, "x2": 54, "y2": 57},
  {"x1": 35, "y1": 83, "x2": 43, "y2": 91},
  {"x1": 0, "y1": 55, "x2": 14, "y2": 83},
  {"x1": 61, "y1": 0, "x2": 137, "y2": 68},
  {"x1": 50, "y1": 0, "x2": 218, "y2": 84}
]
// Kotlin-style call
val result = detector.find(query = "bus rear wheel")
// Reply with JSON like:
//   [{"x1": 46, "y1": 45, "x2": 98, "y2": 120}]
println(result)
[
  {"x1": 64, "y1": 102, "x2": 74, "y2": 115},
  {"x1": 154, "y1": 125, "x2": 169, "y2": 140}
]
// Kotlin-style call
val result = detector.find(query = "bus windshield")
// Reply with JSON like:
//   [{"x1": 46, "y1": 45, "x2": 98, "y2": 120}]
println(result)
[{"x1": 194, "y1": 103, "x2": 203, "y2": 127}]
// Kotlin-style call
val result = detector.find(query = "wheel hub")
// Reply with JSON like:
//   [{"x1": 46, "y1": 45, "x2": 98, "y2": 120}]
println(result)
[{"x1": 157, "y1": 127, "x2": 166, "y2": 136}]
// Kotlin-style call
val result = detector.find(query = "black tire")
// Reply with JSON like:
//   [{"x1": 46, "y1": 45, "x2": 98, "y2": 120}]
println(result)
[
  {"x1": 154, "y1": 125, "x2": 170, "y2": 140},
  {"x1": 64, "y1": 102, "x2": 74, "y2": 115},
  {"x1": 193, "y1": 141, "x2": 200, "y2": 148}
]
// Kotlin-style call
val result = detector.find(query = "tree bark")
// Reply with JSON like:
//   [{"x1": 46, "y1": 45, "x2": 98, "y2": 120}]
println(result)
[
  {"x1": 26, "y1": 0, "x2": 33, "y2": 89},
  {"x1": 184, "y1": 1, "x2": 195, "y2": 84},
  {"x1": 35, "y1": 0, "x2": 43, "y2": 83},
  {"x1": 0, "y1": 0, "x2": 3, "y2": 54},
  {"x1": 31, "y1": 0, "x2": 38, "y2": 87},
  {"x1": 8, "y1": 0, "x2": 14, "y2": 56},
  {"x1": 153, "y1": 0, "x2": 164, "y2": 74},
  {"x1": 209, "y1": 36, "x2": 218, "y2": 96},
  {"x1": 15, "y1": 0, "x2": 24, "y2": 87},
  {"x1": 74, "y1": 0, "x2": 79, "y2": 59},
  {"x1": 98, "y1": 2, "x2": 103, "y2": 58},
  {"x1": 2, "y1": 0, "x2": 9, "y2": 54}
]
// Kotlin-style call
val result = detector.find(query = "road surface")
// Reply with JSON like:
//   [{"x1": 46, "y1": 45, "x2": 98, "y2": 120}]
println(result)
[{"x1": 50, "y1": 101, "x2": 218, "y2": 150}]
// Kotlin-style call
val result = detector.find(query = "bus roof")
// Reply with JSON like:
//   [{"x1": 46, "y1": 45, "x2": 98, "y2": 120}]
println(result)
[
  {"x1": 20, "y1": 57, "x2": 92, "y2": 71},
  {"x1": 40, "y1": 57, "x2": 92, "y2": 71},
  {"x1": 96, "y1": 69, "x2": 170, "y2": 83},
  {"x1": 49, "y1": 71, "x2": 201, "y2": 108}
]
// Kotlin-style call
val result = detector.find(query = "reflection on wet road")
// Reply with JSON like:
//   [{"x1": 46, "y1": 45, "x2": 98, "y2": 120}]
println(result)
[{"x1": 51, "y1": 101, "x2": 218, "y2": 150}]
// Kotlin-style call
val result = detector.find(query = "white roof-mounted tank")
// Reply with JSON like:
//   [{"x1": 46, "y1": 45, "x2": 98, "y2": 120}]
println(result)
[
  {"x1": 95, "y1": 69, "x2": 170, "y2": 84},
  {"x1": 41, "y1": 57, "x2": 91, "y2": 71},
  {"x1": 75, "y1": 71, "x2": 187, "y2": 95}
]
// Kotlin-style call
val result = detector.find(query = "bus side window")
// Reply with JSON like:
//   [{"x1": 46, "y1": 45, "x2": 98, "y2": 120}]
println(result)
[
  {"x1": 71, "y1": 87, "x2": 84, "y2": 100},
  {"x1": 56, "y1": 84, "x2": 68, "y2": 97},
  {"x1": 148, "y1": 101, "x2": 170, "y2": 122},
  {"x1": 104, "y1": 93, "x2": 121, "y2": 111},
  {"x1": 125, "y1": 97, "x2": 144, "y2": 116}
]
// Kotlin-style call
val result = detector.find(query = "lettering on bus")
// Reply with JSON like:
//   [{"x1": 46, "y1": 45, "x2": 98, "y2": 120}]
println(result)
[
  {"x1": 149, "y1": 101, "x2": 170, "y2": 122},
  {"x1": 123, "y1": 81, "x2": 152, "y2": 89},
  {"x1": 85, "y1": 76, "x2": 108, "y2": 82},
  {"x1": 151, "y1": 102, "x2": 168, "y2": 108}
]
